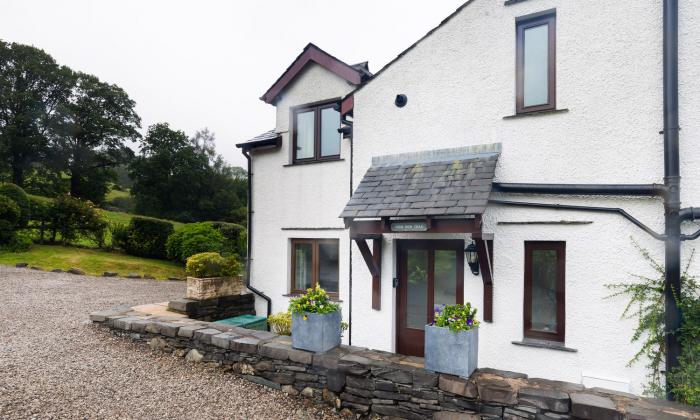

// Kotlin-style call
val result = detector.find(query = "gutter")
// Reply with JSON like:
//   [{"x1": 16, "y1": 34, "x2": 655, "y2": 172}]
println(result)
[{"x1": 492, "y1": 183, "x2": 666, "y2": 197}]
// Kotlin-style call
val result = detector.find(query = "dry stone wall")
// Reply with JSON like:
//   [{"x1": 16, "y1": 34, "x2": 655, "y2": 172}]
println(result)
[
  {"x1": 89, "y1": 308, "x2": 699, "y2": 420},
  {"x1": 167, "y1": 293, "x2": 254, "y2": 321}
]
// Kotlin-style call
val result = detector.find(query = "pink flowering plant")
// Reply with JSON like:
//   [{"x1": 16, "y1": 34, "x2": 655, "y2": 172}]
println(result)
[
  {"x1": 289, "y1": 285, "x2": 340, "y2": 318},
  {"x1": 432, "y1": 303, "x2": 479, "y2": 332}
]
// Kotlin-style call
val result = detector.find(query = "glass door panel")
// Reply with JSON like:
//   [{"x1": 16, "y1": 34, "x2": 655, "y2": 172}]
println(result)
[
  {"x1": 406, "y1": 249, "x2": 429, "y2": 330},
  {"x1": 434, "y1": 249, "x2": 458, "y2": 310}
]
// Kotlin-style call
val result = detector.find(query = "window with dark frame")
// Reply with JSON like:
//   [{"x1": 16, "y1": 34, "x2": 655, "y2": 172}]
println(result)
[
  {"x1": 516, "y1": 11, "x2": 556, "y2": 114},
  {"x1": 291, "y1": 239, "x2": 339, "y2": 296},
  {"x1": 524, "y1": 241, "x2": 565, "y2": 342},
  {"x1": 292, "y1": 101, "x2": 341, "y2": 163}
]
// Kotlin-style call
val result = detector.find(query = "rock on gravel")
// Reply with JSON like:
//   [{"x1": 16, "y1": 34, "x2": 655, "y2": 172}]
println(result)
[{"x1": 0, "y1": 266, "x2": 341, "y2": 419}]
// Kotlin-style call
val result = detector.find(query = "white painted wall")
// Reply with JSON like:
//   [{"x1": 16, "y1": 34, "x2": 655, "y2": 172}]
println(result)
[
  {"x1": 249, "y1": 62, "x2": 356, "y2": 341},
  {"x1": 349, "y1": 0, "x2": 700, "y2": 395}
]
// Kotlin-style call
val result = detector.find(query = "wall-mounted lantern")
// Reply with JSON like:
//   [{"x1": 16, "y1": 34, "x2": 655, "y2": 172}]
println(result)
[{"x1": 465, "y1": 242, "x2": 479, "y2": 276}]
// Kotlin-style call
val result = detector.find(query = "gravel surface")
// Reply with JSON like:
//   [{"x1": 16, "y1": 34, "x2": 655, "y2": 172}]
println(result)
[{"x1": 0, "y1": 266, "x2": 341, "y2": 419}]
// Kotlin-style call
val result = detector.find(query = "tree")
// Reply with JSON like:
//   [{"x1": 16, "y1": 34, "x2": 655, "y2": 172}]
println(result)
[
  {"x1": 0, "y1": 40, "x2": 73, "y2": 186},
  {"x1": 130, "y1": 123, "x2": 247, "y2": 222},
  {"x1": 51, "y1": 72, "x2": 140, "y2": 204}
]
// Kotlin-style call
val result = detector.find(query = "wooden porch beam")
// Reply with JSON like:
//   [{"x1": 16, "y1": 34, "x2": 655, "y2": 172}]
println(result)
[
  {"x1": 353, "y1": 237, "x2": 382, "y2": 310},
  {"x1": 355, "y1": 239, "x2": 380, "y2": 278},
  {"x1": 350, "y1": 217, "x2": 481, "y2": 237},
  {"x1": 475, "y1": 238, "x2": 494, "y2": 322}
]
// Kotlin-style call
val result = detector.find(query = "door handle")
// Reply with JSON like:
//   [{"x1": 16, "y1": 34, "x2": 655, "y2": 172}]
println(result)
[{"x1": 393, "y1": 277, "x2": 399, "y2": 288}]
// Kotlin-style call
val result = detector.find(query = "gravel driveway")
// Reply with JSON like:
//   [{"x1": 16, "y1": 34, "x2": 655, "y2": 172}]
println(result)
[{"x1": 0, "y1": 266, "x2": 340, "y2": 419}]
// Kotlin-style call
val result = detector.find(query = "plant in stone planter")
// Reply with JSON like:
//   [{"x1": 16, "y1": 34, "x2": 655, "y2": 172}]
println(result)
[
  {"x1": 289, "y1": 285, "x2": 342, "y2": 353},
  {"x1": 185, "y1": 252, "x2": 243, "y2": 300},
  {"x1": 425, "y1": 303, "x2": 480, "y2": 378}
]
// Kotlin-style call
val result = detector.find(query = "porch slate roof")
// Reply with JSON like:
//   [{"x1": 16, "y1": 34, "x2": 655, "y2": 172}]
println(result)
[
  {"x1": 340, "y1": 144, "x2": 500, "y2": 219},
  {"x1": 235, "y1": 129, "x2": 281, "y2": 150}
]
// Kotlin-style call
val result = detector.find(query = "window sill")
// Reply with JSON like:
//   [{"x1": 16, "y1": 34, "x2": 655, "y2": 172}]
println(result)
[
  {"x1": 283, "y1": 293, "x2": 343, "y2": 303},
  {"x1": 284, "y1": 158, "x2": 345, "y2": 167},
  {"x1": 511, "y1": 338, "x2": 577, "y2": 352},
  {"x1": 503, "y1": 108, "x2": 569, "y2": 119}
]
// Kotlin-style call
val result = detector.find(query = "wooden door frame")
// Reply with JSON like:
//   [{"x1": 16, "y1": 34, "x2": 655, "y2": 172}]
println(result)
[{"x1": 395, "y1": 239, "x2": 465, "y2": 356}]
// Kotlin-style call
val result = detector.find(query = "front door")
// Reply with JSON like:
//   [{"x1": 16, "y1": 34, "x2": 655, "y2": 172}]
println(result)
[{"x1": 396, "y1": 240, "x2": 464, "y2": 356}]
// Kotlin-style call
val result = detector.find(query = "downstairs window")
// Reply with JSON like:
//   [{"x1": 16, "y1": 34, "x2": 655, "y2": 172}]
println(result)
[
  {"x1": 291, "y1": 239, "x2": 339, "y2": 297},
  {"x1": 524, "y1": 241, "x2": 565, "y2": 342}
]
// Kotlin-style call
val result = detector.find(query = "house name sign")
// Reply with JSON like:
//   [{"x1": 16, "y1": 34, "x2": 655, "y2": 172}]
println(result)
[{"x1": 390, "y1": 221, "x2": 428, "y2": 232}]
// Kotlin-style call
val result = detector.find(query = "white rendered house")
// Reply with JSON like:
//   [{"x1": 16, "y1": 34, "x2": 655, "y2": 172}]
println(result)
[{"x1": 237, "y1": 0, "x2": 700, "y2": 395}]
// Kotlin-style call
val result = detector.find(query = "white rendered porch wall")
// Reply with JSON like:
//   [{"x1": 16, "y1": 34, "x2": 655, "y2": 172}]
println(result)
[
  {"x1": 349, "y1": 0, "x2": 700, "y2": 394},
  {"x1": 249, "y1": 62, "x2": 355, "y2": 340}
]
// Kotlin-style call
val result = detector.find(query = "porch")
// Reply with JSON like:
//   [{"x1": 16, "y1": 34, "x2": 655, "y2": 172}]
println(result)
[{"x1": 341, "y1": 145, "x2": 498, "y2": 357}]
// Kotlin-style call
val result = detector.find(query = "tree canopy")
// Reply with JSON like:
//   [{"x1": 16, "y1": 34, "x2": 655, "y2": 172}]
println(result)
[
  {"x1": 130, "y1": 123, "x2": 246, "y2": 223},
  {"x1": 0, "y1": 39, "x2": 247, "y2": 222}
]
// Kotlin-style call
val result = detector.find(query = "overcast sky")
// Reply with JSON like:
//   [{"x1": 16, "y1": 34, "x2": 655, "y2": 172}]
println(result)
[{"x1": 0, "y1": 0, "x2": 464, "y2": 168}]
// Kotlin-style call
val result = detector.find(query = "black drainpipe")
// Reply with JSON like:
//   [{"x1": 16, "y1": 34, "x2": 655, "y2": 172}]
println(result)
[
  {"x1": 662, "y1": 0, "x2": 682, "y2": 399},
  {"x1": 491, "y1": 0, "x2": 689, "y2": 400},
  {"x1": 242, "y1": 149, "x2": 272, "y2": 322},
  {"x1": 340, "y1": 113, "x2": 354, "y2": 346}
]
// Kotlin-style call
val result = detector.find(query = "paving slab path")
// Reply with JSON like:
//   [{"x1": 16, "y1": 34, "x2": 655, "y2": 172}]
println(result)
[{"x1": 0, "y1": 266, "x2": 340, "y2": 419}]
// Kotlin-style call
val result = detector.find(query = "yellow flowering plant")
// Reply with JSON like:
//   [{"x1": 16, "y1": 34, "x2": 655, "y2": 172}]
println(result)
[{"x1": 288, "y1": 285, "x2": 340, "y2": 319}]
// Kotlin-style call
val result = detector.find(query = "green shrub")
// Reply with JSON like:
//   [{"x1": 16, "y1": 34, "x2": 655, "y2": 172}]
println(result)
[
  {"x1": 2, "y1": 230, "x2": 33, "y2": 252},
  {"x1": 114, "y1": 217, "x2": 174, "y2": 259},
  {"x1": 0, "y1": 183, "x2": 29, "y2": 227},
  {"x1": 185, "y1": 252, "x2": 240, "y2": 278},
  {"x1": 0, "y1": 195, "x2": 21, "y2": 243},
  {"x1": 268, "y1": 312, "x2": 292, "y2": 336},
  {"x1": 47, "y1": 195, "x2": 107, "y2": 246},
  {"x1": 27, "y1": 196, "x2": 51, "y2": 243},
  {"x1": 606, "y1": 240, "x2": 700, "y2": 404},
  {"x1": 207, "y1": 221, "x2": 246, "y2": 258},
  {"x1": 166, "y1": 222, "x2": 225, "y2": 262}
]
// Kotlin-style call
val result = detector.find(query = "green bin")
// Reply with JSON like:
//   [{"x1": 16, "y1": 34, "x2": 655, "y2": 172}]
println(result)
[{"x1": 214, "y1": 314, "x2": 268, "y2": 331}]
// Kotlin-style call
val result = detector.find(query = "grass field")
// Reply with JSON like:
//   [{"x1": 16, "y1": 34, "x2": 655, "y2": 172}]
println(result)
[
  {"x1": 101, "y1": 209, "x2": 185, "y2": 230},
  {"x1": 105, "y1": 188, "x2": 130, "y2": 202},
  {"x1": 0, "y1": 244, "x2": 185, "y2": 279}
]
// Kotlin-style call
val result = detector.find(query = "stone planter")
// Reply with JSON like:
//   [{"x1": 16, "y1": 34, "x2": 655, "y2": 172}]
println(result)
[
  {"x1": 291, "y1": 311, "x2": 341, "y2": 353},
  {"x1": 424, "y1": 325, "x2": 478, "y2": 378},
  {"x1": 186, "y1": 276, "x2": 244, "y2": 301}
]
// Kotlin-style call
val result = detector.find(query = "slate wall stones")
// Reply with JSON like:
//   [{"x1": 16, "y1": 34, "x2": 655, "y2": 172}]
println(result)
[
  {"x1": 90, "y1": 308, "x2": 700, "y2": 420},
  {"x1": 168, "y1": 293, "x2": 254, "y2": 321}
]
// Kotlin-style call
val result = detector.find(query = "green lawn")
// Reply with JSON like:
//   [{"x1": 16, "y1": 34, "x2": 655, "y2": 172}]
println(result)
[
  {"x1": 102, "y1": 209, "x2": 185, "y2": 230},
  {"x1": 105, "y1": 188, "x2": 130, "y2": 202},
  {"x1": 0, "y1": 244, "x2": 185, "y2": 279}
]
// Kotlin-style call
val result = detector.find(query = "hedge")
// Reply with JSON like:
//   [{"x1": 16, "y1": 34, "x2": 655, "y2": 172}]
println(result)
[{"x1": 114, "y1": 216, "x2": 174, "y2": 259}]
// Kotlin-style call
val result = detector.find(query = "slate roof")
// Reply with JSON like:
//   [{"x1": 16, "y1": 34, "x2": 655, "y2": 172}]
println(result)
[
  {"x1": 340, "y1": 145, "x2": 500, "y2": 219},
  {"x1": 235, "y1": 129, "x2": 280, "y2": 149}
]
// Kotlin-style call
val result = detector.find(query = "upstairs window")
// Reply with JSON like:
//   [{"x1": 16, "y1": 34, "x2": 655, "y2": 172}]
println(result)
[
  {"x1": 293, "y1": 102, "x2": 341, "y2": 163},
  {"x1": 524, "y1": 241, "x2": 565, "y2": 342},
  {"x1": 516, "y1": 11, "x2": 556, "y2": 113}
]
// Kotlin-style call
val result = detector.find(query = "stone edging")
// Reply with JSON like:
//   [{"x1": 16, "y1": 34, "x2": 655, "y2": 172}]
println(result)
[
  {"x1": 12, "y1": 263, "x2": 184, "y2": 281},
  {"x1": 89, "y1": 307, "x2": 700, "y2": 420}
]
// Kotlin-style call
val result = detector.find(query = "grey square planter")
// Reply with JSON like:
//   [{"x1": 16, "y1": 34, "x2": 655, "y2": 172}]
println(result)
[
  {"x1": 424, "y1": 325, "x2": 478, "y2": 378},
  {"x1": 291, "y1": 311, "x2": 341, "y2": 353}
]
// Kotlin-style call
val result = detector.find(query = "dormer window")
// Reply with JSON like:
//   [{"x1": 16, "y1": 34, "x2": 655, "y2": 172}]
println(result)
[{"x1": 293, "y1": 101, "x2": 341, "y2": 163}]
